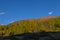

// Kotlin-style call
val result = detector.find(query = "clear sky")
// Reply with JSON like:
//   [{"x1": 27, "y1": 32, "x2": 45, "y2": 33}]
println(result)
[{"x1": 0, "y1": 0, "x2": 60, "y2": 24}]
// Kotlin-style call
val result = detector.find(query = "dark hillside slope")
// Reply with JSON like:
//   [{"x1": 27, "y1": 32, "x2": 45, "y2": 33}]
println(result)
[{"x1": 2, "y1": 32, "x2": 60, "y2": 40}]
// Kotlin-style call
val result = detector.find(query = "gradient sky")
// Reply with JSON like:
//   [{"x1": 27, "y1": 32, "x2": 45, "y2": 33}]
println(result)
[{"x1": 0, "y1": 0, "x2": 60, "y2": 24}]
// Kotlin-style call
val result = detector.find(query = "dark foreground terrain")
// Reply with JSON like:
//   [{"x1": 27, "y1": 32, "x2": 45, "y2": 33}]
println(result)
[{"x1": 0, "y1": 32, "x2": 60, "y2": 40}]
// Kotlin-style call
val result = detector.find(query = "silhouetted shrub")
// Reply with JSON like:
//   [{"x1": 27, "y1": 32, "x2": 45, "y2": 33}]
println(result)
[
  {"x1": 9, "y1": 32, "x2": 14, "y2": 36},
  {"x1": 40, "y1": 30, "x2": 45, "y2": 33},
  {"x1": 54, "y1": 23, "x2": 60, "y2": 28}
]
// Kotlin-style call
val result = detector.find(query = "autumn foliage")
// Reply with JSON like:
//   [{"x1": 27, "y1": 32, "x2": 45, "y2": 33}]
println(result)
[{"x1": 0, "y1": 16, "x2": 60, "y2": 36}]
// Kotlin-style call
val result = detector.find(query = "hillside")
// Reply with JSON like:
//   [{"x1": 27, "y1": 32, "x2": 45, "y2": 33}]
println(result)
[{"x1": 0, "y1": 16, "x2": 60, "y2": 36}]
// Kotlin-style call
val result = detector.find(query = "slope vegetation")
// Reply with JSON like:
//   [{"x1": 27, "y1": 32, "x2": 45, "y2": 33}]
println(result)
[{"x1": 0, "y1": 16, "x2": 60, "y2": 36}]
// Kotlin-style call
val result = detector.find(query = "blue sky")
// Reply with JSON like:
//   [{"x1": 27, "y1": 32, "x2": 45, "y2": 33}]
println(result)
[{"x1": 0, "y1": 0, "x2": 60, "y2": 24}]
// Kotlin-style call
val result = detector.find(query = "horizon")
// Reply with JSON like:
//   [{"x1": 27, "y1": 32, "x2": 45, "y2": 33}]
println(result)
[
  {"x1": 0, "y1": 0, "x2": 60, "y2": 24},
  {"x1": 0, "y1": 16, "x2": 59, "y2": 25}
]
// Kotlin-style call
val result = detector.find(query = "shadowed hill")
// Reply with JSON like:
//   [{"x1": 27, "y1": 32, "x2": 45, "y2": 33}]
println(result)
[{"x1": 0, "y1": 16, "x2": 60, "y2": 36}]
